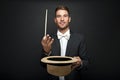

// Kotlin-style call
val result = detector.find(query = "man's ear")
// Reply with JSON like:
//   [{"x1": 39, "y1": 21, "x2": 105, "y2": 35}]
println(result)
[{"x1": 69, "y1": 17, "x2": 71, "y2": 22}]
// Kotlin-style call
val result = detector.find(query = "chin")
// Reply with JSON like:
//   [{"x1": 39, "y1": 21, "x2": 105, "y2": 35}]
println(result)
[
  {"x1": 59, "y1": 25, "x2": 65, "y2": 28},
  {"x1": 59, "y1": 27, "x2": 68, "y2": 30}
]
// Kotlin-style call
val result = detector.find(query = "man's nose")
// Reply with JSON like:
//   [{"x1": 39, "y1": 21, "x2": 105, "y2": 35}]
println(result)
[{"x1": 60, "y1": 17, "x2": 64, "y2": 21}]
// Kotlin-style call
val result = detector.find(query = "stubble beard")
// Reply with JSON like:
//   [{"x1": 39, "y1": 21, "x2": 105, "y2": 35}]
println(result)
[{"x1": 58, "y1": 25, "x2": 69, "y2": 33}]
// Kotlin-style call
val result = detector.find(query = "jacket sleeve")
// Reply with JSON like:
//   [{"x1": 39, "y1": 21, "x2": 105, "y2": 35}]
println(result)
[{"x1": 76, "y1": 35, "x2": 89, "y2": 71}]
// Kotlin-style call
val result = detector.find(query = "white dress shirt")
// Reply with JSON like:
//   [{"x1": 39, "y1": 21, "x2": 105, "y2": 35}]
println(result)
[{"x1": 57, "y1": 29, "x2": 70, "y2": 80}]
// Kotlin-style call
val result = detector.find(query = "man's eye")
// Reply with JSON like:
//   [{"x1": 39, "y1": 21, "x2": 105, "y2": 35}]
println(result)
[{"x1": 64, "y1": 15, "x2": 68, "y2": 17}]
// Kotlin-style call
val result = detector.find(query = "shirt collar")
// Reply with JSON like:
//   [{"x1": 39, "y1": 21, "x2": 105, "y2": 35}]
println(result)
[{"x1": 57, "y1": 29, "x2": 70, "y2": 40}]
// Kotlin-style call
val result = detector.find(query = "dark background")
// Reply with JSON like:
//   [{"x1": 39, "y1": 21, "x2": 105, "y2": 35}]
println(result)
[{"x1": 0, "y1": 0, "x2": 120, "y2": 80}]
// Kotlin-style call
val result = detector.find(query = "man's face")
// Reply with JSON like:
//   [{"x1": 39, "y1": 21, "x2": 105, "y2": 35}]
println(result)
[{"x1": 54, "y1": 10, "x2": 71, "y2": 30}]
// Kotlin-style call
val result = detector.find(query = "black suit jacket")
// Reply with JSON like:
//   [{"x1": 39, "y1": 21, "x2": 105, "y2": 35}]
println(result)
[{"x1": 40, "y1": 32, "x2": 89, "y2": 80}]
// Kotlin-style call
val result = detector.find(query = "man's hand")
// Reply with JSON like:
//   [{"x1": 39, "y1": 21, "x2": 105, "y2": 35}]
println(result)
[
  {"x1": 71, "y1": 56, "x2": 82, "y2": 70},
  {"x1": 41, "y1": 34, "x2": 54, "y2": 54}
]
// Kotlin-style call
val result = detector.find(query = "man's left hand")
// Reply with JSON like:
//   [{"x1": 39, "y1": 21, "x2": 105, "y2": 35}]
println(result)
[{"x1": 71, "y1": 56, "x2": 82, "y2": 70}]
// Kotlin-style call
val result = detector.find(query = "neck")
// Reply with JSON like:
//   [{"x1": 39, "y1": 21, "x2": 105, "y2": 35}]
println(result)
[{"x1": 58, "y1": 27, "x2": 69, "y2": 34}]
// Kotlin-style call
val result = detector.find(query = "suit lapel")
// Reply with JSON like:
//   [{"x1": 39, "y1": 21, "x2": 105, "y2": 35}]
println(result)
[
  {"x1": 52, "y1": 32, "x2": 74, "y2": 56},
  {"x1": 65, "y1": 33, "x2": 74, "y2": 56},
  {"x1": 52, "y1": 34, "x2": 61, "y2": 56}
]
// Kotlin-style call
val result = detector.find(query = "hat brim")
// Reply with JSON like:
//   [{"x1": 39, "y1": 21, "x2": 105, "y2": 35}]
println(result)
[{"x1": 41, "y1": 56, "x2": 77, "y2": 64}]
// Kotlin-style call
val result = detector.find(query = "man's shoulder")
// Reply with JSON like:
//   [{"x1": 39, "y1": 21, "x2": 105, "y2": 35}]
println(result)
[{"x1": 71, "y1": 32, "x2": 85, "y2": 38}]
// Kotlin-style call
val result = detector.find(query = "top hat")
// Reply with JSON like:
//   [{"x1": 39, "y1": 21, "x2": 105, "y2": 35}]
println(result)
[{"x1": 41, "y1": 56, "x2": 77, "y2": 76}]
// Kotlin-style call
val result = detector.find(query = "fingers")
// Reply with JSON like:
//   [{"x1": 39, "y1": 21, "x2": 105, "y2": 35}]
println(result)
[
  {"x1": 41, "y1": 34, "x2": 54, "y2": 45},
  {"x1": 48, "y1": 38, "x2": 54, "y2": 46},
  {"x1": 71, "y1": 57, "x2": 82, "y2": 70},
  {"x1": 73, "y1": 56, "x2": 81, "y2": 61},
  {"x1": 73, "y1": 56, "x2": 81, "y2": 65},
  {"x1": 42, "y1": 34, "x2": 49, "y2": 43},
  {"x1": 46, "y1": 35, "x2": 53, "y2": 44},
  {"x1": 41, "y1": 34, "x2": 54, "y2": 53}
]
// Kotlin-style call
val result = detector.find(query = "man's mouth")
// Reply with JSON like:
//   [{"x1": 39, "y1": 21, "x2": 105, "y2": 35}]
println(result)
[{"x1": 59, "y1": 22, "x2": 65, "y2": 25}]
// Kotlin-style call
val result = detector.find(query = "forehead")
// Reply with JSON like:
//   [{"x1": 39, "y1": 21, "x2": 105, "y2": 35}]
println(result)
[{"x1": 56, "y1": 10, "x2": 69, "y2": 15}]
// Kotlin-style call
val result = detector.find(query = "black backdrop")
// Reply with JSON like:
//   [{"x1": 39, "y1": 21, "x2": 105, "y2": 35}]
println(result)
[{"x1": 1, "y1": 0, "x2": 120, "y2": 80}]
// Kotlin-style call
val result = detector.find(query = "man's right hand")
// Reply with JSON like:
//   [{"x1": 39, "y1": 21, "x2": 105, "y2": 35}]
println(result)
[{"x1": 41, "y1": 34, "x2": 54, "y2": 54}]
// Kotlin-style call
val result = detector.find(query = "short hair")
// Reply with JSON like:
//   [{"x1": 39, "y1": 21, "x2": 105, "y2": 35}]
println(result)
[{"x1": 55, "y1": 5, "x2": 70, "y2": 17}]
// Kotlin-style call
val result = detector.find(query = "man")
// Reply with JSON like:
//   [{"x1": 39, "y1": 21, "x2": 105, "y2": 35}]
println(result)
[{"x1": 40, "y1": 5, "x2": 89, "y2": 80}]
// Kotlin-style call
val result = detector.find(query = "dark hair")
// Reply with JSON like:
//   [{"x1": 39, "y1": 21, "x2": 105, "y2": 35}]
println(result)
[{"x1": 55, "y1": 5, "x2": 70, "y2": 16}]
